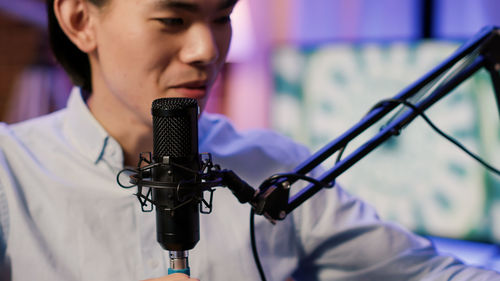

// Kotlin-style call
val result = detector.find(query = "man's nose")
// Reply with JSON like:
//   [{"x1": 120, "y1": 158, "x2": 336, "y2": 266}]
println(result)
[{"x1": 179, "y1": 24, "x2": 219, "y2": 66}]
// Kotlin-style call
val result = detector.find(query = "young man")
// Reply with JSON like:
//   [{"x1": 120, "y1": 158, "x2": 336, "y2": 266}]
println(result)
[{"x1": 0, "y1": 0, "x2": 499, "y2": 280}]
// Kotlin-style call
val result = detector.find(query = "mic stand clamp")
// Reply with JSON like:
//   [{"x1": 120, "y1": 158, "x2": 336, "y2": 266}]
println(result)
[
  {"x1": 253, "y1": 181, "x2": 291, "y2": 222},
  {"x1": 217, "y1": 169, "x2": 292, "y2": 222}
]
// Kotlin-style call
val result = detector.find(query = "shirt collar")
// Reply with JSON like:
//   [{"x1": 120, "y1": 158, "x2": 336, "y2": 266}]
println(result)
[
  {"x1": 62, "y1": 87, "x2": 215, "y2": 168},
  {"x1": 63, "y1": 87, "x2": 124, "y2": 167}
]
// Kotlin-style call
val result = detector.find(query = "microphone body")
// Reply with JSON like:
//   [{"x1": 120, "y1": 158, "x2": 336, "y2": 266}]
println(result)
[{"x1": 151, "y1": 98, "x2": 201, "y2": 274}]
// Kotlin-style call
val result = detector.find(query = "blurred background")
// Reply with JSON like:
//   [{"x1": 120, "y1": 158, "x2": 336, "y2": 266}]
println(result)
[{"x1": 1, "y1": 0, "x2": 500, "y2": 271}]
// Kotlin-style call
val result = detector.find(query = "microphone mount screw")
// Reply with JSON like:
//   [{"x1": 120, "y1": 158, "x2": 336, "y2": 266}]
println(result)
[
  {"x1": 282, "y1": 181, "x2": 290, "y2": 190},
  {"x1": 279, "y1": 211, "x2": 287, "y2": 219}
]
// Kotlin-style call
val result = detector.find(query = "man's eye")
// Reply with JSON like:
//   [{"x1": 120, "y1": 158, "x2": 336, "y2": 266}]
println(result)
[
  {"x1": 214, "y1": 16, "x2": 231, "y2": 25},
  {"x1": 157, "y1": 18, "x2": 184, "y2": 26}
]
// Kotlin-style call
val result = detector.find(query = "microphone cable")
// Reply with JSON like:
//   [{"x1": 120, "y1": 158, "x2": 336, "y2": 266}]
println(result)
[
  {"x1": 334, "y1": 97, "x2": 500, "y2": 178},
  {"x1": 250, "y1": 208, "x2": 266, "y2": 281},
  {"x1": 250, "y1": 174, "x2": 333, "y2": 281}
]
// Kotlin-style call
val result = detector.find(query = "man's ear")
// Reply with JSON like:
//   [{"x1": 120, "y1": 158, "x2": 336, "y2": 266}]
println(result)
[{"x1": 53, "y1": 0, "x2": 97, "y2": 53}]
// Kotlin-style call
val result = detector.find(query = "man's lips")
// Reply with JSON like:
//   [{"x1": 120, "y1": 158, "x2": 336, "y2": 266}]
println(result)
[{"x1": 168, "y1": 81, "x2": 209, "y2": 98}]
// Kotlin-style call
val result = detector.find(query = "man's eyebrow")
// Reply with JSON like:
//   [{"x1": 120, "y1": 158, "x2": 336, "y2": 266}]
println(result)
[{"x1": 152, "y1": 0, "x2": 239, "y2": 11}]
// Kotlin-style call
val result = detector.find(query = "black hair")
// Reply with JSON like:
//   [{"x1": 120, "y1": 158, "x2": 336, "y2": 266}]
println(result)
[{"x1": 46, "y1": 0, "x2": 107, "y2": 92}]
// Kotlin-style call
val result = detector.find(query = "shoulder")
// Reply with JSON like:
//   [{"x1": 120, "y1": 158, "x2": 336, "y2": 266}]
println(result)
[
  {"x1": 2, "y1": 111, "x2": 65, "y2": 152},
  {"x1": 9, "y1": 111, "x2": 65, "y2": 140},
  {"x1": 0, "y1": 122, "x2": 19, "y2": 154},
  {"x1": 0, "y1": 112, "x2": 67, "y2": 177},
  {"x1": 200, "y1": 113, "x2": 310, "y2": 162},
  {"x1": 199, "y1": 113, "x2": 310, "y2": 183}
]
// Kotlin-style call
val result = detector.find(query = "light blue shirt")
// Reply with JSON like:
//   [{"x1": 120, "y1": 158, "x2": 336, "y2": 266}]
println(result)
[{"x1": 0, "y1": 88, "x2": 499, "y2": 280}]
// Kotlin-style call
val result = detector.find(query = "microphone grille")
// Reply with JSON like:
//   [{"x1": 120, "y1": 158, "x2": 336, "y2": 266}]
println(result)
[
  {"x1": 152, "y1": 98, "x2": 198, "y2": 111},
  {"x1": 152, "y1": 98, "x2": 198, "y2": 159}
]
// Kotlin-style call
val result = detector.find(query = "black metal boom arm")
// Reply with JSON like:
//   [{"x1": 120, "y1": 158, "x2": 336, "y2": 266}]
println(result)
[{"x1": 243, "y1": 26, "x2": 500, "y2": 221}]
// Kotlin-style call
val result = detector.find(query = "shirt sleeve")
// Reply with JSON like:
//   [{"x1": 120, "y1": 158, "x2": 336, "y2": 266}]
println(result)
[{"x1": 290, "y1": 181, "x2": 500, "y2": 280}]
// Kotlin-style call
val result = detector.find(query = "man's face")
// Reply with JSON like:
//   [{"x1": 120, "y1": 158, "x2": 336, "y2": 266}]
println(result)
[{"x1": 88, "y1": 0, "x2": 235, "y2": 125}]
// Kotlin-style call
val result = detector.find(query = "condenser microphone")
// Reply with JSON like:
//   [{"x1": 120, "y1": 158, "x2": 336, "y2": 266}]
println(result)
[{"x1": 151, "y1": 97, "x2": 201, "y2": 275}]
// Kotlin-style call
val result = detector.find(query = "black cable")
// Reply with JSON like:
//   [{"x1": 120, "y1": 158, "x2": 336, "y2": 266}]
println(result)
[
  {"x1": 249, "y1": 172, "x2": 333, "y2": 281},
  {"x1": 378, "y1": 98, "x2": 500, "y2": 176},
  {"x1": 250, "y1": 208, "x2": 267, "y2": 281}
]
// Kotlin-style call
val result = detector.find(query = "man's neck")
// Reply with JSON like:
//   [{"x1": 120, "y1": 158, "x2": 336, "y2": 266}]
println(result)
[{"x1": 86, "y1": 91, "x2": 154, "y2": 167}]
